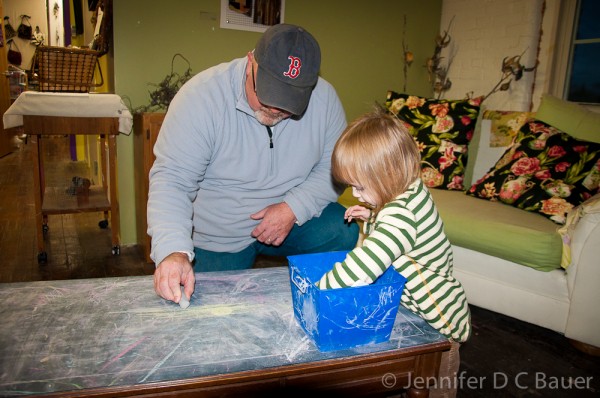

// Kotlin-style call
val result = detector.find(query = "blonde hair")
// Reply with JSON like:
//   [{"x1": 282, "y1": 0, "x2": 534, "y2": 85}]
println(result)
[{"x1": 332, "y1": 107, "x2": 421, "y2": 212}]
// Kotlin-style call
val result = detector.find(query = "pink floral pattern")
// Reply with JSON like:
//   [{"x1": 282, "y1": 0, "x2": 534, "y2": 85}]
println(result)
[
  {"x1": 385, "y1": 92, "x2": 481, "y2": 190},
  {"x1": 467, "y1": 120, "x2": 600, "y2": 224}
]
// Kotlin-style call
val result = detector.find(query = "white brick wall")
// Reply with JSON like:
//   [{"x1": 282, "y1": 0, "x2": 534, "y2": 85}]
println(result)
[{"x1": 439, "y1": 0, "x2": 554, "y2": 111}]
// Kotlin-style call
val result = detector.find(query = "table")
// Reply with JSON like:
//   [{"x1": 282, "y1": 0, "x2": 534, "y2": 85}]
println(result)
[
  {"x1": 2, "y1": 92, "x2": 133, "y2": 263},
  {"x1": 0, "y1": 267, "x2": 450, "y2": 397}
]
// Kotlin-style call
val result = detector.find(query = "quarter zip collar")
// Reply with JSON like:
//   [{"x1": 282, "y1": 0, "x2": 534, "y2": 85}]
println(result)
[{"x1": 235, "y1": 59, "x2": 255, "y2": 117}]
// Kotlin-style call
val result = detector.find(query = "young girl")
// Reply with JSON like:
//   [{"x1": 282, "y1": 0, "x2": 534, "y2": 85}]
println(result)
[{"x1": 318, "y1": 108, "x2": 470, "y2": 397}]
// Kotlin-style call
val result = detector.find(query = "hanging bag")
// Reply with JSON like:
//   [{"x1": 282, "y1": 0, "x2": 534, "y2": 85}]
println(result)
[
  {"x1": 7, "y1": 39, "x2": 22, "y2": 66},
  {"x1": 3, "y1": 16, "x2": 16, "y2": 40},
  {"x1": 31, "y1": 25, "x2": 45, "y2": 46},
  {"x1": 17, "y1": 15, "x2": 33, "y2": 40}
]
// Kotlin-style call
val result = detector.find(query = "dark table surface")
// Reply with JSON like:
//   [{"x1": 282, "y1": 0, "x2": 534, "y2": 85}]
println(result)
[{"x1": 0, "y1": 267, "x2": 446, "y2": 396}]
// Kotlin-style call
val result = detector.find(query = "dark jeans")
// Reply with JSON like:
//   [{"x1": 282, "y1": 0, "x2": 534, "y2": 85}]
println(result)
[{"x1": 193, "y1": 202, "x2": 359, "y2": 271}]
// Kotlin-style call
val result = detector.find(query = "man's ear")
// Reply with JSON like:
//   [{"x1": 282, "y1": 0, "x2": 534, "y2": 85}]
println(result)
[{"x1": 246, "y1": 52, "x2": 255, "y2": 73}]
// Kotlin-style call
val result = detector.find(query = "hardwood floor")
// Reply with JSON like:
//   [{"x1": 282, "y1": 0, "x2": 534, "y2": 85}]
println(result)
[
  {"x1": 0, "y1": 135, "x2": 598, "y2": 397},
  {"x1": 0, "y1": 134, "x2": 155, "y2": 282}
]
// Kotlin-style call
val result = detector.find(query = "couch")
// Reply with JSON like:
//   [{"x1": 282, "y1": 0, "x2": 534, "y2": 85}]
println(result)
[{"x1": 339, "y1": 93, "x2": 600, "y2": 350}]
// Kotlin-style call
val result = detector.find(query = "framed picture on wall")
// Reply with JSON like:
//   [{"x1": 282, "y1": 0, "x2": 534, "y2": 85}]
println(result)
[{"x1": 220, "y1": 0, "x2": 284, "y2": 32}]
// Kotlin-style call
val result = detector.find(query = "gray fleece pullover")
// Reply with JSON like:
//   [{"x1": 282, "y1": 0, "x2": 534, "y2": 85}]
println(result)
[{"x1": 148, "y1": 57, "x2": 347, "y2": 265}]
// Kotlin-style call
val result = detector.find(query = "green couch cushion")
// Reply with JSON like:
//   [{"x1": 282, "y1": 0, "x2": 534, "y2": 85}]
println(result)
[
  {"x1": 430, "y1": 189, "x2": 562, "y2": 271},
  {"x1": 340, "y1": 186, "x2": 562, "y2": 271},
  {"x1": 536, "y1": 94, "x2": 600, "y2": 144}
]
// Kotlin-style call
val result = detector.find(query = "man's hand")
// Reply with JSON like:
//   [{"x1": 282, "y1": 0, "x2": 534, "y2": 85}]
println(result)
[
  {"x1": 153, "y1": 252, "x2": 195, "y2": 303},
  {"x1": 250, "y1": 202, "x2": 296, "y2": 246}
]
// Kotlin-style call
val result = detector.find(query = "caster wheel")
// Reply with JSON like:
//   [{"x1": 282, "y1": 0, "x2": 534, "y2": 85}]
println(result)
[
  {"x1": 99, "y1": 220, "x2": 109, "y2": 229},
  {"x1": 112, "y1": 246, "x2": 120, "y2": 255},
  {"x1": 42, "y1": 224, "x2": 49, "y2": 233},
  {"x1": 37, "y1": 252, "x2": 48, "y2": 264}
]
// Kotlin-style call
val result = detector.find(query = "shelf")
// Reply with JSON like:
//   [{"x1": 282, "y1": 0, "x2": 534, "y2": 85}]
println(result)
[{"x1": 42, "y1": 186, "x2": 111, "y2": 214}]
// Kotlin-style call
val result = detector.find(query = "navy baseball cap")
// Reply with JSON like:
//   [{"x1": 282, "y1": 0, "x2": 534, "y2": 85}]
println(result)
[{"x1": 254, "y1": 24, "x2": 321, "y2": 115}]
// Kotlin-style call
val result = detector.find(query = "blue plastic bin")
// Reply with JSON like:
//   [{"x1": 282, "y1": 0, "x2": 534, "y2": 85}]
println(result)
[{"x1": 287, "y1": 251, "x2": 407, "y2": 352}]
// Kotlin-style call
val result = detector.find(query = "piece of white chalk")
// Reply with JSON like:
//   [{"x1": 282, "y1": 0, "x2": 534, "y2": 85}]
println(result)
[{"x1": 179, "y1": 286, "x2": 190, "y2": 309}]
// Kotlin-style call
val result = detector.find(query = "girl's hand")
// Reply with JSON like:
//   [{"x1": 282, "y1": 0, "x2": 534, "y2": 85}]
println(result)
[{"x1": 344, "y1": 205, "x2": 372, "y2": 223}]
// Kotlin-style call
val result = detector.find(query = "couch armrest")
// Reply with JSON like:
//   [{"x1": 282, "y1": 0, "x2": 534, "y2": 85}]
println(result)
[{"x1": 563, "y1": 200, "x2": 600, "y2": 347}]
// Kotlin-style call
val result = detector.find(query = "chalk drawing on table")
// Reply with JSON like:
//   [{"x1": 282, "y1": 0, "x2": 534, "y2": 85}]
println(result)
[
  {"x1": 100, "y1": 336, "x2": 150, "y2": 371},
  {"x1": 278, "y1": 312, "x2": 313, "y2": 361},
  {"x1": 139, "y1": 336, "x2": 189, "y2": 383},
  {"x1": 88, "y1": 281, "x2": 144, "y2": 306},
  {"x1": 0, "y1": 380, "x2": 86, "y2": 394},
  {"x1": 109, "y1": 303, "x2": 251, "y2": 318},
  {"x1": 390, "y1": 310, "x2": 429, "y2": 348},
  {"x1": 32, "y1": 286, "x2": 70, "y2": 310},
  {"x1": 230, "y1": 278, "x2": 261, "y2": 293}
]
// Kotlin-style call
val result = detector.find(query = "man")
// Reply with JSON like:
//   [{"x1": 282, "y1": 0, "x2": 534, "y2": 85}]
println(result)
[{"x1": 149, "y1": 24, "x2": 358, "y2": 304}]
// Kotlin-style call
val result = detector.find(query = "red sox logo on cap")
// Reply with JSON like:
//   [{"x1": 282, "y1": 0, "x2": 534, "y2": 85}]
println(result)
[{"x1": 283, "y1": 56, "x2": 301, "y2": 79}]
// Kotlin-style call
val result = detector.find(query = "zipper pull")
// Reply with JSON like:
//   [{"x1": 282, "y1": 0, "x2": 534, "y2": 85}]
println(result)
[{"x1": 266, "y1": 126, "x2": 273, "y2": 148}]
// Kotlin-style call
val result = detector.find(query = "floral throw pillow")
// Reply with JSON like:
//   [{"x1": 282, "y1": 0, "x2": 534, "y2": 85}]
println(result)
[
  {"x1": 467, "y1": 119, "x2": 600, "y2": 224},
  {"x1": 483, "y1": 110, "x2": 536, "y2": 147},
  {"x1": 385, "y1": 92, "x2": 482, "y2": 190}
]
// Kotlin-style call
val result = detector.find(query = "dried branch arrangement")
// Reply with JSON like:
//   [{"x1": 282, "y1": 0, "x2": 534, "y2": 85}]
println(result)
[
  {"x1": 134, "y1": 53, "x2": 194, "y2": 114},
  {"x1": 426, "y1": 17, "x2": 454, "y2": 99},
  {"x1": 482, "y1": 51, "x2": 537, "y2": 101}
]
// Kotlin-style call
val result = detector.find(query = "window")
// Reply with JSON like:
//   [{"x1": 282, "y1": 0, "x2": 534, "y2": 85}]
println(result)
[{"x1": 565, "y1": 0, "x2": 600, "y2": 104}]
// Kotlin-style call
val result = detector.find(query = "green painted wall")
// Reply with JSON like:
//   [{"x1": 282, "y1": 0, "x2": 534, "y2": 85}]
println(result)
[{"x1": 112, "y1": 0, "x2": 442, "y2": 246}]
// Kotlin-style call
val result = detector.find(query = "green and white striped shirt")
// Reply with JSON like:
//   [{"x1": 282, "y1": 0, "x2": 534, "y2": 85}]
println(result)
[{"x1": 318, "y1": 179, "x2": 471, "y2": 342}]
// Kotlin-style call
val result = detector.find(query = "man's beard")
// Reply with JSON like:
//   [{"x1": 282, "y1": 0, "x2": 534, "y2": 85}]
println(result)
[{"x1": 254, "y1": 107, "x2": 288, "y2": 127}]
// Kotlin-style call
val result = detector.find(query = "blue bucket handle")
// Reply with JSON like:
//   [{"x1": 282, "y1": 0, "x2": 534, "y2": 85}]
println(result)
[{"x1": 290, "y1": 267, "x2": 311, "y2": 294}]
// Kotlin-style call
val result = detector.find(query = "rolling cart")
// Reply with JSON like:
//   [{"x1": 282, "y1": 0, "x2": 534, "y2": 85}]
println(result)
[{"x1": 3, "y1": 91, "x2": 132, "y2": 263}]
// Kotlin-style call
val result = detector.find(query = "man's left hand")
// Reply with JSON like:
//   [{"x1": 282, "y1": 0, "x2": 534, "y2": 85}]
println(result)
[{"x1": 250, "y1": 202, "x2": 296, "y2": 246}]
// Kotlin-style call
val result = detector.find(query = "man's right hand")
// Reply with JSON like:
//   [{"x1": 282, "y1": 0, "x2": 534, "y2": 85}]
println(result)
[{"x1": 153, "y1": 252, "x2": 195, "y2": 304}]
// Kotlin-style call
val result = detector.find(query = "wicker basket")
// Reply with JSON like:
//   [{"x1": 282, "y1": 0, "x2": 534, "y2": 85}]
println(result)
[
  {"x1": 34, "y1": 46, "x2": 104, "y2": 93},
  {"x1": 31, "y1": 0, "x2": 111, "y2": 93}
]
